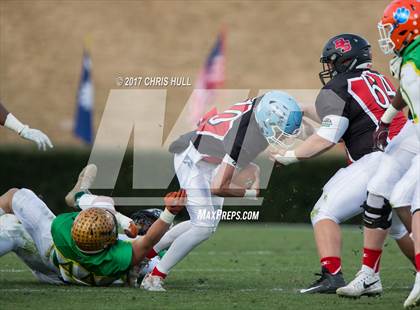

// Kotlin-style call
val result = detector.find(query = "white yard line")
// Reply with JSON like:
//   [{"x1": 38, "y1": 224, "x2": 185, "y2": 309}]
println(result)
[
  {"x1": 0, "y1": 265, "x2": 414, "y2": 273},
  {"x1": 0, "y1": 269, "x2": 26, "y2": 273},
  {"x1": 0, "y1": 286, "x2": 412, "y2": 293},
  {"x1": 189, "y1": 250, "x2": 274, "y2": 256}
]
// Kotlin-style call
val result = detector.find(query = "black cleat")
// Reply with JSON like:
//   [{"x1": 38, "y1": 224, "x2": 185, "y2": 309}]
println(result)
[{"x1": 300, "y1": 267, "x2": 346, "y2": 294}]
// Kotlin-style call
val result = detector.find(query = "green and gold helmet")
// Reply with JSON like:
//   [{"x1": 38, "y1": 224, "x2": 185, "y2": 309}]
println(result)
[{"x1": 71, "y1": 207, "x2": 118, "y2": 254}]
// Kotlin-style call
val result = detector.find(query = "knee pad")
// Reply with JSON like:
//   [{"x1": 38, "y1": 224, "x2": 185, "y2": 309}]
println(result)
[
  {"x1": 367, "y1": 154, "x2": 405, "y2": 199},
  {"x1": 362, "y1": 200, "x2": 392, "y2": 229}
]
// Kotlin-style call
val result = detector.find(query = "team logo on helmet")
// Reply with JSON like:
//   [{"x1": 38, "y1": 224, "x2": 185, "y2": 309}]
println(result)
[
  {"x1": 333, "y1": 38, "x2": 352, "y2": 53},
  {"x1": 393, "y1": 7, "x2": 410, "y2": 24}
]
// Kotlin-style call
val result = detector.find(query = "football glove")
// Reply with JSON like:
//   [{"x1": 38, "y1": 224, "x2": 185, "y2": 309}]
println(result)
[
  {"x1": 20, "y1": 126, "x2": 53, "y2": 151},
  {"x1": 372, "y1": 121, "x2": 390, "y2": 152}
]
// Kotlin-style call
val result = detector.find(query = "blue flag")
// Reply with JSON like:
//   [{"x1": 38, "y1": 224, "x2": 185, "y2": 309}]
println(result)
[{"x1": 74, "y1": 50, "x2": 94, "y2": 144}]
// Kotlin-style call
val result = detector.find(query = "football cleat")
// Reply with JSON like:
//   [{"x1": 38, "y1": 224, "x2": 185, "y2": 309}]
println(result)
[
  {"x1": 300, "y1": 267, "x2": 346, "y2": 294},
  {"x1": 336, "y1": 266, "x2": 382, "y2": 298},
  {"x1": 140, "y1": 273, "x2": 166, "y2": 292},
  {"x1": 404, "y1": 272, "x2": 420, "y2": 309},
  {"x1": 65, "y1": 164, "x2": 97, "y2": 208}
]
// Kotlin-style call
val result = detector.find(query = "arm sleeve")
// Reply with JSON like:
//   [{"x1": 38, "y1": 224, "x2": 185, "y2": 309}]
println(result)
[
  {"x1": 316, "y1": 115, "x2": 349, "y2": 143},
  {"x1": 400, "y1": 62, "x2": 420, "y2": 122}
]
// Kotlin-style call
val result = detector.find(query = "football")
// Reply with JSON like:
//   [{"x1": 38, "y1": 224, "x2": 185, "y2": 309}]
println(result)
[{"x1": 232, "y1": 163, "x2": 259, "y2": 189}]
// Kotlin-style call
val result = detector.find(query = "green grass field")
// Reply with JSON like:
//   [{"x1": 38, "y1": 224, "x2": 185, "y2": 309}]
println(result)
[{"x1": 0, "y1": 224, "x2": 415, "y2": 310}]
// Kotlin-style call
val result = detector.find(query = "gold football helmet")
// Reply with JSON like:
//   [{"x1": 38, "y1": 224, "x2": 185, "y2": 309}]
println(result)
[{"x1": 71, "y1": 207, "x2": 118, "y2": 254}]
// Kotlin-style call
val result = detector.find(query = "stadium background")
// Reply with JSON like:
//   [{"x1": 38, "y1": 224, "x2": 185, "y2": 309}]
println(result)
[{"x1": 0, "y1": 0, "x2": 394, "y2": 222}]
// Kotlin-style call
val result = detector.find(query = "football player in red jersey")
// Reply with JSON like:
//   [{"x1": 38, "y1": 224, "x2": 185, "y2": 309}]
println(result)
[
  {"x1": 272, "y1": 33, "x2": 414, "y2": 294},
  {"x1": 0, "y1": 101, "x2": 53, "y2": 150},
  {"x1": 140, "y1": 91, "x2": 303, "y2": 291}
]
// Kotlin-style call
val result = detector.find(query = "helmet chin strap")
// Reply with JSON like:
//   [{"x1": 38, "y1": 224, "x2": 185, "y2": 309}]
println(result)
[{"x1": 347, "y1": 58, "x2": 358, "y2": 72}]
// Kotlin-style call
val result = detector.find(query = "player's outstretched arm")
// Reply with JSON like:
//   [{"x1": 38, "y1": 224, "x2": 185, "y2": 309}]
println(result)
[
  {"x1": 301, "y1": 104, "x2": 321, "y2": 124},
  {"x1": 272, "y1": 112, "x2": 348, "y2": 165},
  {"x1": 297, "y1": 117, "x2": 317, "y2": 141},
  {"x1": 0, "y1": 101, "x2": 53, "y2": 151},
  {"x1": 271, "y1": 133, "x2": 335, "y2": 166},
  {"x1": 131, "y1": 190, "x2": 186, "y2": 265},
  {"x1": 211, "y1": 158, "x2": 260, "y2": 199}
]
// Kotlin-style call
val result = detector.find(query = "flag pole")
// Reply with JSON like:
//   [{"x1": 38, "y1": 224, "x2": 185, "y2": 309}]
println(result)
[{"x1": 83, "y1": 34, "x2": 92, "y2": 53}]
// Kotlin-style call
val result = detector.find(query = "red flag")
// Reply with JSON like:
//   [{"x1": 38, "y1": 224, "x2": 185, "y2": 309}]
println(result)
[{"x1": 189, "y1": 30, "x2": 226, "y2": 125}]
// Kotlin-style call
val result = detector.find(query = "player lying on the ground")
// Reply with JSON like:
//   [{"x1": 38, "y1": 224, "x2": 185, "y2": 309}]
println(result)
[
  {"x1": 0, "y1": 164, "x2": 186, "y2": 286},
  {"x1": 139, "y1": 90, "x2": 303, "y2": 291},
  {"x1": 0, "y1": 206, "x2": 168, "y2": 285},
  {"x1": 337, "y1": 1, "x2": 420, "y2": 305},
  {"x1": 0, "y1": 100, "x2": 53, "y2": 150},
  {"x1": 271, "y1": 33, "x2": 414, "y2": 295}
]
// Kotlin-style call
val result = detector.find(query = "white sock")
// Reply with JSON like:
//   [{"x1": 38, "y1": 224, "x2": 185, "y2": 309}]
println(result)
[
  {"x1": 156, "y1": 225, "x2": 214, "y2": 274},
  {"x1": 152, "y1": 220, "x2": 192, "y2": 253},
  {"x1": 0, "y1": 208, "x2": 5, "y2": 216}
]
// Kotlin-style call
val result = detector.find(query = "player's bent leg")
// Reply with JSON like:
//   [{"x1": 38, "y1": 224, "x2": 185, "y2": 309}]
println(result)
[
  {"x1": 395, "y1": 233, "x2": 415, "y2": 265},
  {"x1": 390, "y1": 211, "x2": 414, "y2": 265},
  {"x1": 0, "y1": 214, "x2": 62, "y2": 284},
  {"x1": 361, "y1": 151, "x2": 410, "y2": 266},
  {"x1": 395, "y1": 207, "x2": 413, "y2": 233},
  {"x1": 364, "y1": 143, "x2": 415, "y2": 234},
  {"x1": 155, "y1": 224, "x2": 215, "y2": 274},
  {"x1": 391, "y1": 155, "x2": 420, "y2": 233},
  {"x1": 341, "y1": 149, "x2": 417, "y2": 299},
  {"x1": 302, "y1": 153, "x2": 380, "y2": 294},
  {"x1": 65, "y1": 163, "x2": 97, "y2": 208},
  {"x1": 0, "y1": 188, "x2": 19, "y2": 215},
  {"x1": 148, "y1": 220, "x2": 193, "y2": 258},
  {"x1": 0, "y1": 213, "x2": 25, "y2": 256},
  {"x1": 301, "y1": 218, "x2": 346, "y2": 294},
  {"x1": 391, "y1": 155, "x2": 420, "y2": 211},
  {"x1": 141, "y1": 224, "x2": 215, "y2": 292},
  {"x1": 11, "y1": 188, "x2": 57, "y2": 272},
  {"x1": 141, "y1": 157, "x2": 221, "y2": 291},
  {"x1": 360, "y1": 194, "x2": 392, "y2": 280}
]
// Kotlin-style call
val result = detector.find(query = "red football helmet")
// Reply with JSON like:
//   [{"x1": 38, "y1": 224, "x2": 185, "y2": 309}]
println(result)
[{"x1": 378, "y1": 0, "x2": 419, "y2": 55}]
